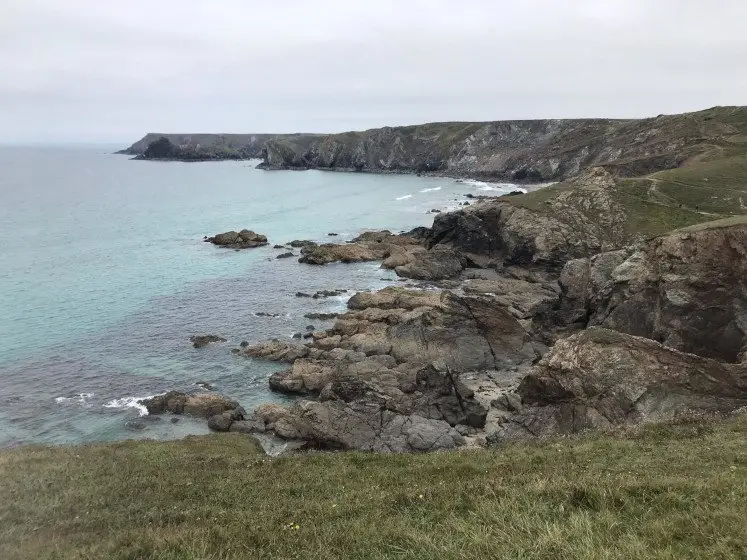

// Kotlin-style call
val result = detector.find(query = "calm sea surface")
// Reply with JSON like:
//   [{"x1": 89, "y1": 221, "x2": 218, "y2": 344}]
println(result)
[{"x1": 0, "y1": 146, "x2": 520, "y2": 446}]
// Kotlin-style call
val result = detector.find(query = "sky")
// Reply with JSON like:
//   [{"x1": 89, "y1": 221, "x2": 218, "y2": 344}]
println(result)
[{"x1": 1, "y1": 0, "x2": 746, "y2": 144}]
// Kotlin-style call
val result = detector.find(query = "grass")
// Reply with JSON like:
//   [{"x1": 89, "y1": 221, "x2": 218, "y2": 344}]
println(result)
[
  {"x1": 1, "y1": 414, "x2": 746, "y2": 559},
  {"x1": 504, "y1": 147, "x2": 747, "y2": 241}
]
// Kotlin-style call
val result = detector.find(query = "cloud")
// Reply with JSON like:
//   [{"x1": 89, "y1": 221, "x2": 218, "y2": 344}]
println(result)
[{"x1": 1, "y1": 0, "x2": 746, "y2": 142}]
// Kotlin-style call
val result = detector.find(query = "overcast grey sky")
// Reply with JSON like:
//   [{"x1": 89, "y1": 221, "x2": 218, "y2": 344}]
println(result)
[{"x1": 1, "y1": 0, "x2": 746, "y2": 143}]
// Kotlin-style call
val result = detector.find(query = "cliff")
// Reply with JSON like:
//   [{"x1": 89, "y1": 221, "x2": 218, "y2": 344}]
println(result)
[
  {"x1": 117, "y1": 132, "x2": 323, "y2": 161},
  {"x1": 258, "y1": 106, "x2": 747, "y2": 180},
  {"x1": 121, "y1": 106, "x2": 747, "y2": 179}
]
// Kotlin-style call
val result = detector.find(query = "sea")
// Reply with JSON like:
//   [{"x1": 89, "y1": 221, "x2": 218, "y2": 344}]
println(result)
[{"x1": 0, "y1": 145, "x2": 523, "y2": 447}]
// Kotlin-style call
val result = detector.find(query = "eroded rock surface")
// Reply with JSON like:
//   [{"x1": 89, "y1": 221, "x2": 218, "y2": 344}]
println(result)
[
  {"x1": 486, "y1": 328, "x2": 747, "y2": 442},
  {"x1": 557, "y1": 219, "x2": 747, "y2": 362}
]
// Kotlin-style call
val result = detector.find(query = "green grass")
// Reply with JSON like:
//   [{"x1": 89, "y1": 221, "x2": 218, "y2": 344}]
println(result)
[
  {"x1": 2, "y1": 414, "x2": 746, "y2": 559},
  {"x1": 503, "y1": 148, "x2": 747, "y2": 241}
]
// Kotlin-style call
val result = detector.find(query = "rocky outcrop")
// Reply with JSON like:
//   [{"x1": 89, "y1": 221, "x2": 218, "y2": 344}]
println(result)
[
  {"x1": 557, "y1": 218, "x2": 747, "y2": 362},
  {"x1": 140, "y1": 391, "x2": 239, "y2": 419},
  {"x1": 239, "y1": 286, "x2": 543, "y2": 450},
  {"x1": 139, "y1": 391, "x2": 247, "y2": 433},
  {"x1": 205, "y1": 229, "x2": 269, "y2": 249},
  {"x1": 189, "y1": 334, "x2": 227, "y2": 348},
  {"x1": 297, "y1": 230, "x2": 422, "y2": 266},
  {"x1": 486, "y1": 328, "x2": 747, "y2": 442},
  {"x1": 247, "y1": 400, "x2": 465, "y2": 452},
  {"x1": 393, "y1": 246, "x2": 466, "y2": 280},
  {"x1": 427, "y1": 168, "x2": 631, "y2": 269}
]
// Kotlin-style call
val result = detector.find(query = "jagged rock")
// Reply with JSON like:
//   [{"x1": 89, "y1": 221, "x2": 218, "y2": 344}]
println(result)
[
  {"x1": 462, "y1": 277, "x2": 559, "y2": 323},
  {"x1": 205, "y1": 229, "x2": 269, "y2": 249},
  {"x1": 207, "y1": 408, "x2": 245, "y2": 432},
  {"x1": 288, "y1": 240, "x2": 317, "y2": 248},
  {"x1": 490, "y1": 328, "x2": 747, "y2": 441},
  {"x1": 241, "y1": 339, "x2": 310, "y2": 362},
  {"x1": 276, "y1": 252, "x2": 294, "y2": 259},
  {"x1": 189, "y1": 335, "x2": 227, "y2": 349},
  {"x1": 312, "y1": 289, "x2": 346, "y2": 299},
  {"x1": 394, "y1": 246, "x2": 466, "y2": 280},
  {"x1": 298, "y1": 230, "x2": 421, "y2": 266},
  {"x1": 139, "y1": 391, "x2": 239, "y2": 419},
  {"x1": 558, "y1": 218, "x2": 747, "y2": 362},
  {"x1": 252, "y1": 400, "x2": 464, "y2": 452},
  {"x1": 304, "y1": 312, "x2": 340, "y2": 320},
  {"x1": 296, "y1": 292, "x2": 312, "y2": 298},
  {"x1": 428, "y1": 168, "x2": 630, "y2": 269},
  {"x1": 243, "y1": 285, "x2": 543, "y2": 450}
]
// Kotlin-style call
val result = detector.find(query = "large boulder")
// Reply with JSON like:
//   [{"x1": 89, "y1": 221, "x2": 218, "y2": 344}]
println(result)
[
  {"x1": 394, "y1": 246, "x2": 466, "y2": 280},
  {"x1": 205, "y1": 229, "x2": 269, "y2": 249}
]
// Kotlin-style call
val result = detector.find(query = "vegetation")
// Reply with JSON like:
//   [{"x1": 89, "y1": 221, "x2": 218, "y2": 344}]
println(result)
[
  {"x1": 1, "y1": 414, "x2": 745, "y2": 559},
  {"x1": 506, "y1": 144, "x2": 747, "y2": 240}
]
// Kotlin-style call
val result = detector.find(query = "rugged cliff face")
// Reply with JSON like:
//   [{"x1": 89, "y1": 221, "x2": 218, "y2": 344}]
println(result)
[
  {"x1": 118, "y1": 132, "x2": 323, "y2": 161},
  {"x1": 258, "y1": 106, "x2": 747, "y2": 180},
  {"x1": 120, "y1": 106, "x2": 747, "y2": 179}
]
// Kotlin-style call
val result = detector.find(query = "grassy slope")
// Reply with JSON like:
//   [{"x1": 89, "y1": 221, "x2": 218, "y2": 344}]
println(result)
[
  {"x1": 1, "y1": 415, "x2": 746, "y2": 560},
  {"x1": 507, "y1": 147, "x2": 747, "y2": 240}
]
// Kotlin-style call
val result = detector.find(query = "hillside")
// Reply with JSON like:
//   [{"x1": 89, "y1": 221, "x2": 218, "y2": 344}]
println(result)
[
  {"x1": 121, "y1": 106, "x2": 747, "y2": 181},
  {"x1": 1, "y1": 414, "x2": 745, "y2": 559}
]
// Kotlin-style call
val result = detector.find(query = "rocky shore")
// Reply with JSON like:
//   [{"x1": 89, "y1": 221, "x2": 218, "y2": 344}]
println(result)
[
  {"x1": 142, "y1": 174, "x2": 747, "y2": 452},
  {"x1": 130, "y1": 106, "x2": 747, "y2": 453}
]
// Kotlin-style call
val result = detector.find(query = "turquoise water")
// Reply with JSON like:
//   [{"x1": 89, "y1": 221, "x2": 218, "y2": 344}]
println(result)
[{"x1": 0, "y1": 146, "x2": 519, "y2": 446}]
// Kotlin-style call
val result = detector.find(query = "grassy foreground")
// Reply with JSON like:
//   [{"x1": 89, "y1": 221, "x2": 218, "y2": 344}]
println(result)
[{"x1": 1, "y1": 415, "x2": 745, "y2": 559}]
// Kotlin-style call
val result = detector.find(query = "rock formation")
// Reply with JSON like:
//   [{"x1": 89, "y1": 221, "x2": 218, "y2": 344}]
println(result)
[
  {"x1": 237, "y1": 215, "x2": 747, "y2": 452},
  {"x1": 205, "y1": 229, "x2": 269, "y2": 249}
]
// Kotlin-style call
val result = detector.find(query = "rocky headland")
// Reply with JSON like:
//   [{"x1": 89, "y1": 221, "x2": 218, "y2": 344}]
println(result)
[
  {"x1": 144, "y1": 174, "x2": 747, "y2": 452},
  {"x1": 122, "y1": 106, "x2": 747, "y2": 182}
]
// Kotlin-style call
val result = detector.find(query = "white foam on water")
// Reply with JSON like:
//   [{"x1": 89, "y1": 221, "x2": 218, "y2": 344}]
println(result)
[
  {"x1": 54, "y1": 392, "x2": 94, "y2": 406},
  {"x1": 419, "y1": 187, "x2": 442, "y2": 193},
  {"x1": 103, "y1": 395, "x2": 155, "y2": 416},
  {"x1": 395, "y1": 194, "x2": 413, "y2": 200}
]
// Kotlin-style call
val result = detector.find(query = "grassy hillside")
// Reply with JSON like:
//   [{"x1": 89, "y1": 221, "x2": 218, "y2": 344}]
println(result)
[
  {"x1": 507, "y1": 144, "x2": 747, "y2": 240},
  {"x1": 1, "y1": 414, "x2": 745, "y2": 559}
]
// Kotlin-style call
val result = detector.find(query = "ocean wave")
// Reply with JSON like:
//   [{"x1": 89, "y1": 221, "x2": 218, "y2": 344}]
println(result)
[
  {"x1": 419, "y1": 187, "x2": 442, "y2": 193},
  {"x1": 460, "y1": 179, "x2": 526, "y2": 194},
  {"x1": 395, "y1": 194, "x2": 413, "y2": 200},
  {"x1": 54, "y1": 392, "x2": 94, "y2": 406},
  {"x1": 103, "y1": 395, "x2": 154, "y2": 416}
]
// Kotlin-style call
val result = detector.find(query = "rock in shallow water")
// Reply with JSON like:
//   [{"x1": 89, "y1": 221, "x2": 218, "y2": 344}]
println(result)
[
  {"x1": 189, "y1": 335, "x2": 227, "y2": 349},
  {"x1": 205, "y1": 229, "x2": 268, "y2": 249}
]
